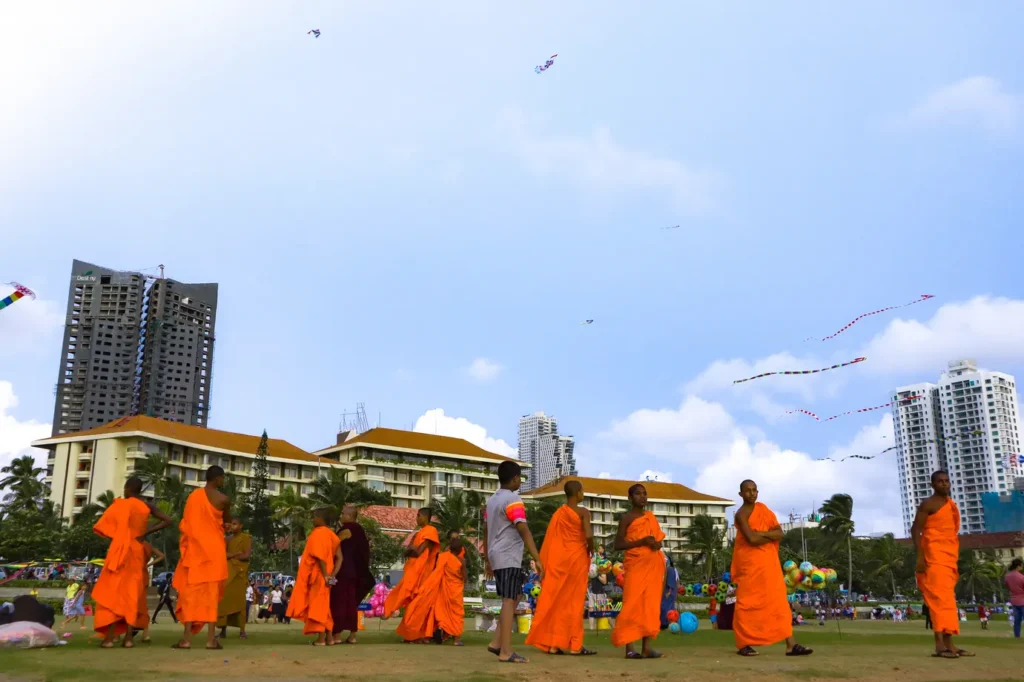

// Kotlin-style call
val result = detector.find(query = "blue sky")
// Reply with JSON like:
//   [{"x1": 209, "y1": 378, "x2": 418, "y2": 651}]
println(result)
[{"x1": 2, "y1": 1, "x2": 1022, "y2": 533}]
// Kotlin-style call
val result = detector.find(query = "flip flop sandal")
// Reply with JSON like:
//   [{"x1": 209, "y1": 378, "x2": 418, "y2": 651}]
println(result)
[
  {"x1": 500, "y1": 652, "x2": 528, "y2": 663},
  {"x1": 170, "y1": 642, "x2": 191, "y2": 649},
  {"x1": 786, "y1": 644, "x2": 813, "y2": 656},
  {"x1": 955, "y1": 649, "x2": 975, "y2": 657},
  {"x1": 737, "y1": 646, "x2": 759, "y2": 656},
  {"x1": 626, "y1": 651, "x2": 644, "y2": 659},
  {"x1": 569, "y1": 648, "x2": 597, "y2": 656},
  {"x1": 931, "y1": 650, "x2": 957, "y2": 659},
  {"x1": 487, "y1": 646, "x2": 501, "y2": 656}
]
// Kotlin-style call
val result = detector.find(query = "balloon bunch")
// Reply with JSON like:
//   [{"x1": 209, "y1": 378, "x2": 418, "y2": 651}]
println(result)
[
  {"x1": 367, "y1": 582, "x2": 392, "y2": 618},
  {"x1": 678, "y1": 572, "x2": 735, "y2": 598},
  {"x1": 590, "y1": 558, "x2": 625, "y2": 587},
  {"x1": 667, "y1": 610, "x2": 699, "y2": 634},
  {"x1": 782, "y1": 560, "x2": 837, "y2": 594}
]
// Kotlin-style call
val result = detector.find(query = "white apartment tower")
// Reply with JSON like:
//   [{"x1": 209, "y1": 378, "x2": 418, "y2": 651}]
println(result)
[
  {"x1": 893, "y1": 359, "x2": 1022, "y2": 535},
  {"x1": 518, "y1": 411, "x2": 576, "y2": 492}
]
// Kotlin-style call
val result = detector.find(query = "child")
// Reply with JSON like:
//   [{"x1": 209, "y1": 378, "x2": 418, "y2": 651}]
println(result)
[
  {"x1": 977, "y1": 603, "x2": 988, "y2": 630},
  {"x1": 708, "y1": 597, "x2": 719, "y2": 629},
  {"x1": 483, "y1": 461, "x2": 543, "y2": 664},
  {"x1": 817, "y1": 607, "x2": 825, "y2": 626}
]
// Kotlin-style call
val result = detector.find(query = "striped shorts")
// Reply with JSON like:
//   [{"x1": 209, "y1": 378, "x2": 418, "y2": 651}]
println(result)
[{"x1": 494, "y1": 568, "x2": 524, "y2": 600}]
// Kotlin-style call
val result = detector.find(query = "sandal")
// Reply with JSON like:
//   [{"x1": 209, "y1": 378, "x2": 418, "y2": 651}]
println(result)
[
  {"x1": 954, "y1": 649, "x2": 975, "y2": 657},
  {"x1": 737, "y1": 646, "x2": 759, "y2": 657},
  {"x1": 171, "y1": 642, "x2": 191, "y2": 649},
  {"x1": 931, "y1": 650, "x2": 957, "y2": 659},
  {"x1": 487, "y1": 646, "x2": 500, "y2": 656},
  {"x1": 786, "y1": 644, "x2": 813, "y2": 656},
  {"x1": 626, "y1": 650, "x2": 643, "y2": 659},
  {"x1": 499, "y1": 652, "x2": 528, "y2": 663},
  {"x1": 569, "y1": 648, "x2": 597, "y2": 656},
  {"x1": 206, "y1": 640, "x2": 223, "y2": 650}
]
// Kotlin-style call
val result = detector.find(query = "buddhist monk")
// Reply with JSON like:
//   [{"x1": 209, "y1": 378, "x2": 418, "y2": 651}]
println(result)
[
  {"x1": 217, "y1": 518, "x2": 252, "y2": 640},
  {"x1": 396, "y1": 529, "x2": 467, "y2": 645},
  {"x1": 526, "y1": 479, "x2": 596, "y2": 656},
  {"x1": 384, "y1": 507, "x2": 440, "y2": 617},
  {"x1": 288, "y1": 508, "x2": 342, "y2": 645},
  {"x1": 92, "y1": 477, "x2": 173, "y2": 648},
  {"x1": 611, "y1": 483, "x2": 666, "y2": 659},
  {"x1": 331, "y1": 504, "x2": 374, "y2": 644},
  {"x1": 732, "y1": 479, "x2": 812, "y2": 657},
  {"x1": 912, "y1": 470, "x2": 972, "y2": 658},
  {"x1": 173, "y1": 465, "x2": 231, "y2": 650}
]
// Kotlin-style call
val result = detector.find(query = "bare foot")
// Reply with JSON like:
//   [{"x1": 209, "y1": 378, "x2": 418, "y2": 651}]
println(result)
[{"x1": 345, "y1": 635, "x2": 357, "y2": 644}]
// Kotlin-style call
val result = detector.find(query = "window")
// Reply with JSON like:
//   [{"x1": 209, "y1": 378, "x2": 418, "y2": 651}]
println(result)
[
  {"x1": 269, "y1": 465, "x2": 280, "y2": 476},
  {"x1": 367, "y1": 466, "x2": 384, "y2": 478},
  {"x1": 285, "y1": 466, "x2": 298, "y2": 479},
  {"x1": 367, "y1": 480, "x2": 386, "y2": 492}
]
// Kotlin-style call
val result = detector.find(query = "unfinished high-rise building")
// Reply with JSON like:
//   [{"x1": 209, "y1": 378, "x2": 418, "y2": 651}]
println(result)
[{"x1": 51, "y1": 259, "x2": 218, "y2": 435}]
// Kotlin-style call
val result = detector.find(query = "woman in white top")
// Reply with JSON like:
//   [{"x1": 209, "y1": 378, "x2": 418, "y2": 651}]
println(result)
[{"x1": 271, "y1": 586, "x2": 285, "y2": 623}]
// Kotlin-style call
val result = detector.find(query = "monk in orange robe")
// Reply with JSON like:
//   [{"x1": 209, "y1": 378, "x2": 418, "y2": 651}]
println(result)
[
  {"x1": 173, "y1": 465, "x2": 231, "y2": 650},
  {"x1": 92, "y1": 477, "x2": 172, "y2": 648},
  {"x1": 526, "y1": 479, "x2": 595, "y2": 655},
  {"x1": 384, "y1": 507, "x2": 440, "y2": 617},
  {"x1": 913, "y1": 470, "x2": 972, "y2": 658},
  {"x1": 611, "y1": 483, "x2": 666, "y2": 659},
  {"x1": 396, "y1": 530, "x2": 467, "y2": 645},
  {"x1": 732, "y1": 479, "x2": 811, "y2": 657},
  {"x1": 288, "y1": 507, "x2": 342, "y2": 645}
]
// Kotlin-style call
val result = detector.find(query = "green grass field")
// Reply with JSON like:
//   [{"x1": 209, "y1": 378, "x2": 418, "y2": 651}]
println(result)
[{"x1": 2, "y1": 617, "x2": 1021, "y2": 682}]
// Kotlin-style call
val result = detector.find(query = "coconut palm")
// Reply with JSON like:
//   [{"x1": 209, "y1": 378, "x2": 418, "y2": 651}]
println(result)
[
  {"x1": 526, "y1": 497, "x2": 563, "y2": 550},
  {"x1": 134, "y1": 453, "x2": 168, "y2": 497},
  {"x1": 681, "y1": 514, "x2": 726, "y2": 581},
  {"x1": 0, "y1": 455, "x2": 44, "y2": 506},
  {"x1": 272, "y1": 485, "x2": 313, "y2": 568},
  {"x1": 957, "y1": 549, "x2": 1003, "y2": 601},
  {"x1": 161, "y1": 476, "x2": 188, "y2": 516},
  {"x1": 819, "y1": 494, "x2": 855, "y2": 592},
  {"x1": 309, "y1": 468, "x2": 391, "y2": 514},
  {"x1": 868, "y1": 533, "x2": 910, "y2": 598},
  {"x1": 434, "y1": 489, "x2": 479, "y2": 538}
]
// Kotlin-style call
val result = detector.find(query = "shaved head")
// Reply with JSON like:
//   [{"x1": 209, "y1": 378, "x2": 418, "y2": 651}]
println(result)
[
  {"x1": 341, "y1": 504, "x2": 358, "y2": 522},
  {"x1": 564, "y1": 480, "x2": 583, "y2": 498},
  {"x1": 740, "y1": 479, "x2": 756, "y2": 490},
  {"x1": 124, "y1": 477, "x2": 143, "y2": 496}
]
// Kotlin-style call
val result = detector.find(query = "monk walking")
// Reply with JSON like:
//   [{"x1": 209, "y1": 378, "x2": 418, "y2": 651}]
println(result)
[
  {"x1": 732, "y1": 480, "x2": 812, "y2": 657},
  {"x1": 331, "y1": 505, "x2": 374, "y2": 644},
  {"x1": 611, "y1": 483, "x2": 665, "y2": 659},
  {"x1": 526, "y1": 479, "x2": 596, "y2": 656},
  {"x1": 173, "y1": 466, "x2": 231, "y2": 650},
  {"x1": 288, "y1": 508, "x2": 342, "y2": 645},
  {"x1": 384, "y1": 508, "x2": 440, "y2": 618},
  {"x1": 92, "y1": 477, "x2": 173, "y2": 648},
  {"x1": 913, "y1": 470, "x2": 973, "y2": 658},
  {"x1": 217, "y1": 518, "x2": 253, "y2": 639},
  {"x1": 396, "y1": 530, "x2": 467, "y2": 645}
]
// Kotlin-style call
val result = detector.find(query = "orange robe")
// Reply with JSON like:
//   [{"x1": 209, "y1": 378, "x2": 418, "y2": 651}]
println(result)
[
  {"x1": 611, "y1": 512, "x2": 666, "y2": 646},
  {"x1": 395, "y1": 548, "x2": 465, "y2": 641},
  {"x1": 916, "y1": 499, "x2": 960, "y2": 636},
  {"x1": 383, "y1": 525, "x2": 440, "y2": 616},
  {"x1": 287, "y1": 525, "x2": 340, "y2": 635},
  {"x1": 92, "y1": 497, "x2": 151, "y2": 635},
  {"x1": 731, "y1": 502, "x2": 792, "y2": 648},
  {"x1": 526, "y1": 505, "x2": 590, "y2": 652},
  {"x1": 173, "y1": 489, "x2": 228, "y2": 633}
]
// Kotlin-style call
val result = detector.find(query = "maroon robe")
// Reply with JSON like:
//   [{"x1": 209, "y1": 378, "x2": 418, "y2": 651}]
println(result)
[{"x1": 330, "y1": 521, "x2": 374, "y2": 633}]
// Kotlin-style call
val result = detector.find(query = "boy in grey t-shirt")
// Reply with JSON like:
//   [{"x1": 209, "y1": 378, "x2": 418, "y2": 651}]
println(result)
[{"x1": 483, "y1": 460, "x2": 543, "y2": 663}]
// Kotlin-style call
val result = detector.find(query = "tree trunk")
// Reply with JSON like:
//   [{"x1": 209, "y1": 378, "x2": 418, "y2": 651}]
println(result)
[
  {"x1": 891, "y1": 571, "x2": 897, "y2": 599},
  {"x1": 847, "y1": 534, "x2": 853, "y2": 597}
]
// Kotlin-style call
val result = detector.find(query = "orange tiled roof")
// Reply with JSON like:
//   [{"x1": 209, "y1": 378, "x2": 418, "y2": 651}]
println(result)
[
  {"x1": 32, "y1": 415, "x2": 334, "y2": 466},
  {"x1": 315, "y1": 427, "x2": 522, "y2": 464},
  {"x1": 361, "y1": 505, "x2": 420, "y2": 533},
  {"x1": 523, "y1": 475, "x2": 733, "y2": 505}
]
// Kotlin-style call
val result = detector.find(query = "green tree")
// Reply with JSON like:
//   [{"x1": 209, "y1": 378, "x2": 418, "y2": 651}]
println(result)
[
  {"x1": 433, "y1": 489, "x2": 480, "y2": 539},
  {"x1": 819, "y1": 494, "x2": 855, "y2": 593},
  {"x1": 526, "y1": 497, "x2": 563, "y2": 551},
  {"x1": 244, "y1": 430, "x2": 275, "y2": 548},
  {"x1": 868, "y1": 533, "x2": 910, "y2": 598},
  {"x1": 957, "y1": 549, "x2": 1003, "y2": 601},
  {"x1": 309, "y1": 468, "x2": 391, "y2": 515},
  {"x1": 680, "y1": 514, "x2": 726, "y2": 581},
  {"x1": 272, "y1": 485, "x2": 313, "y2": 569},
  {"x1": 222, "y1": 472, "x2": 242, "y2": 510},
  {"x1": 0, "y1": 455, "x2": 44, "y2": 507},
  {"x1": 74, "y1": 490, "x2": 116, "y2": 524},
  {"x1": 357, "y1": 514, "x2": 404, "y2": 578},
  {"x1": 135, "y1": 453, "x2": 168, "y2": 497},
  {"x1": 0, "y1": 507, "x2": 62, "y2": 561}
]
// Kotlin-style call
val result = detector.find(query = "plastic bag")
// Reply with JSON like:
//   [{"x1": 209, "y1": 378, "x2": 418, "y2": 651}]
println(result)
[{"x1": 0, "y1": 621, "x2": 59, "y2": 649}]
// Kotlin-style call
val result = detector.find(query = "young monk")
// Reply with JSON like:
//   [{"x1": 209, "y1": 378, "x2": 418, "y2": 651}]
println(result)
[
  {"x1": 92, "y1": 477, "x2": 173, "y2": 648},
  {"x1": 732, "y1": 479, "x2": 812, "y2": 657},
  {"x1": 611, "y1": 483, "x2": 666, "y2": 660},
  {"x1": 912, "y1": 470, "x2": 973, "y2": 658},
  {"x1": 217, "y1": 518, "x2": 253, "y2": 639},
  {"x1": 396, "y1": 529, "x2": 467, "y2": 645},
  {"x1": 526, "y1": 479, "x2": 596, "y2": 656},
  {"x1": 173, "y1": 465, "x2": 231, "y2": 650},
  {"x1": 331, "y1": 505, "x2": 373, "y2": 644},
  {"x1": 288, "y1": 508, "x2": 342, "y2": 645},
  {"x1": 384, "y1": 507, "x2": 440, "y2": 618}
]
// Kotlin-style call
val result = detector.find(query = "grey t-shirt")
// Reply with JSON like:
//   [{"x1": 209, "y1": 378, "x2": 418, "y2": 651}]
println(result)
[{"x1": 486, "y1": 488, "x2": 527, "y2": 570}]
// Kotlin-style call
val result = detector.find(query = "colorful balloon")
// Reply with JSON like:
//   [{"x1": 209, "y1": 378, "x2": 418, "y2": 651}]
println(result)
[
  {"x1": 667, "y1": 609, "x2": 679, "y2": 623},
  {"x1": 799, "y1": 561, "x2": 813, "y2": 573},
  {"x1": 782, "y1": 560, "x2": 796, "y2": 573},
  {"x1": 678, "y1": 611, "x2": 699, "y2": 634},
  {"x1": 668, "y1": 622, "x2": 681, "y2": 634}
]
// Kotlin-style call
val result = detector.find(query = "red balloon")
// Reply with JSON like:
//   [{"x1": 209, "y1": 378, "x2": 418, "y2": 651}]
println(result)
[
  {"x1": 615, "y1": 572, "x2": 625, "y2": 587},
  {"x1": 667, "y1": 609, "x2": 680, "y2": 623},
  {"x1": 677, "y1": 585, "x2": 686, "y2": 595},
  {"x1": 708, "y1": 584, "x2": 718, "y2": 595}
]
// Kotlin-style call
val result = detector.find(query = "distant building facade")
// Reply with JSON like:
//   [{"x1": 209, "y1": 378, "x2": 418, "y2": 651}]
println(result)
[{"x1": 518, "y1": 411, "x2": 576, "y2": 492}]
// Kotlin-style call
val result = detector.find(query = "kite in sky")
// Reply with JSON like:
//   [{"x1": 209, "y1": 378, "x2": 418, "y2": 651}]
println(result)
[
  {"x1": 816, "y1": 431, "x2": 986, "y2": 463},
  {"x1": 662, "y1": 225, "x2": 680, "y2": 230},
  {"x1": 0, "y1": 282, "x2": 35, "y2": 313},
  {"x1": 307, "y1": 29, "x2": 321, "y2": 38},
  {"x1": 733, "y1": 357, "x2": 866, "y2": 384},
  {"x1": 535, "y1": 54, "x2": 558, "y2": 73},
  {"x1": 785, "y1": 395, "x2": 923, "y2": 422},
  {"x1": 805, "y1": 294, "x2": 935, "y2": 342},
  {"x1": 581, "y1": 319, "x2": 593, "y2": 325}
]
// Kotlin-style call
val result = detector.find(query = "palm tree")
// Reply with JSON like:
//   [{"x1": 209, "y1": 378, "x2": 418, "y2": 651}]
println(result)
[
  {"x1": 222, "y1": 473, "x2": 242, "y2": 509},
  {"x1": 526, "y1": 498, "x2": 563, "y2": 550},
  {"x1": 272, "y1": 486, "x2": 313, "y2": 569},
  {"x1": 135, "y1": 453, "x2": 169, "y2": 497},
  {"x1": 309, "y1": 468, "x2": 391, "y2": 515},
  {"x1": 161, "y1": 476, "x2": 188, "y2": 516},
  {"x1": 957, "y1": 549, "x2": 1002, "y2": 601},
  {"x1": 868, "y1": 533, "x2": 909, "y2": 598},
  {"x1": 681, "y1": 514, "x2": 725, "y2": 581},
  {"x1": 819, "y1": 494, "x2": 855, "y2": 593},
  {"x1": 0, "y1": 455, "x2": 44, "y2": 506},
  {"x1": 434, "y1": 489, "x2": 479, "y2": 538}
]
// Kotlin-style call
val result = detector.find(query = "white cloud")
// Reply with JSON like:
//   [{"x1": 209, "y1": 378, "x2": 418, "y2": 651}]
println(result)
[
  {"x1": 464, "y1": 357, "x2": 504, "y2": 383},
  {"x1": 904, "y1": 76, "x2": 1020, "y2": 135},
  {"x1": 861, "y1": 296, "x2": 1024, "y2": 375},
  {"x1": 0, "y1": 381, "x2": 52, "y2": 472},
  {"x1": 413, "y1": 408, "x2": 516, "y2": 458},
  {"x1": 497, "y1": 110, "x2": 723, "y2": 215},
  {"x1": 597, "y1": 472, "x2": 611, "y2": 479},
  {"x1": 0, "y1": 290, "x2": 65, "y2": 353},
  {"x1": 639, "y1": 469, "x2": 673, "y2": 483}
]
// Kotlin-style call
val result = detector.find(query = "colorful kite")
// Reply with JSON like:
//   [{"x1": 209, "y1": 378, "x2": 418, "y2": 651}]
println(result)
[
  {"x1": 816, "y1": 432, "x2": 985, "y2": 463},
  {"x1": 785, "y1": 395, "x2": 923, "y2": 422},
  {"x1": 535, "y1": 53, "x2": 558, "y2": 73},
  {"x1": 0, "y1": 282, "x2": 35, "y2": 313},
  {"x1": 307, "y1": 29, "x2": 321, "y2": 38},
  {"x1": 733, "y1": 357, "x2": 866, "y2": 384},
  {"x1": 805, "y1": 294, "x2": 935, "y2": 341}
]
